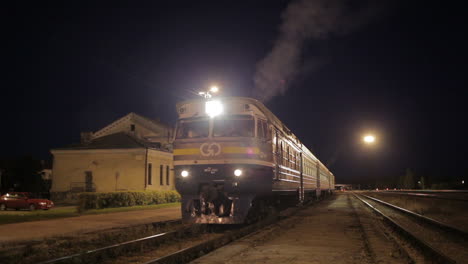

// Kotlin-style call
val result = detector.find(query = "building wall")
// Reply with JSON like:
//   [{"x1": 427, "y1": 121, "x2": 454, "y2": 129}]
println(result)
[
  {"x1": 145, "y1": 149, "x2": 174, "y2": 190},
  {"x1": 51, "y1": 148, "x2": 175, "y2": 193},
  {"x1": 51, "y1": 149, "x2": 147, "y2": 192}
]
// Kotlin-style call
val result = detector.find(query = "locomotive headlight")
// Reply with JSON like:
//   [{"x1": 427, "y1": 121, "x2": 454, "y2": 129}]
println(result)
[
  {"x1": 234, "y1": 169, "x2": 243, "y2": 177},
  {"x1": 205, "y1": 100, "x2": 223, "y2": 118},
  {"x1": 181, "y1": 170, "x2": 189, "y2": 177}
]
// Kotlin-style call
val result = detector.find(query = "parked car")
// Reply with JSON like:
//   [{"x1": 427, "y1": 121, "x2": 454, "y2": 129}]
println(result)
[{"x1": 0, "y1": 192, "x2": 54, "y2": 211}]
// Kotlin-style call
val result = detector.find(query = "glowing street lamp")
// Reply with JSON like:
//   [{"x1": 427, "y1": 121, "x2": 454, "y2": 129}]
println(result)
[{"x1": 363, "y1": 134, "x2": 376, "y2": 144}]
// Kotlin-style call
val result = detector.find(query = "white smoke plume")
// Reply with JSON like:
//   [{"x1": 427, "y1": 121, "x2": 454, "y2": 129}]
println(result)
[{"x1": 254, "y1": 0, "x2": 387, "y2": 102}]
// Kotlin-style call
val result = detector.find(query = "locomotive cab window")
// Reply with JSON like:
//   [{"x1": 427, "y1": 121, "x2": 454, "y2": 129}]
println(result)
[
  {"x1": 257, "y1": 119, "x2": 269, "y2": 140},
  {"x1": 213, "y1": 115, "x2": 254, "y2": 137},
  {"x1": 176, "y1": 118, "x2": 209, "y2": 139}
]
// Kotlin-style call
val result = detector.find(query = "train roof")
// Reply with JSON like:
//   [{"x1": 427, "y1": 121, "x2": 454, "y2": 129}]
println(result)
[{"x1": 176, "y1": 96, "x2": 333, "y2": 175}]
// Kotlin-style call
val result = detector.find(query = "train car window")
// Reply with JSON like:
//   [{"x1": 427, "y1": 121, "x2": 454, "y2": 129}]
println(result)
[
  {"x1": 280, "y1": 142, "x2": 283, "y2": 166},
  {"x1": 213, "y1": 115, "x2": 254, "y2": 137},
  {"x1": 257, "y1": 119, "x2": 268, "y2": 139},
  {"x1": 292, "y1": 150, "x2": 296, "y2": 169},
  {"x1": 263, "y1": 121, "x2": 270, "y2": 140},
  {"x1": 176, "y1": 118, "x2": 209, "y2": 139},
  {"x1": 257, "y1": 119, "x2": 265, "y2": 138}
]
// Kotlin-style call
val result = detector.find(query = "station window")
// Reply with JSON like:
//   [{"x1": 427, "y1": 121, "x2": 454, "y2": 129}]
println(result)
[
  {"x1": 148, "y1": 163, "x2": 152, "y2": 185},
  {"x1": 160, "y1": 165, "x2": 163, "y2": 185},
  {"x1": 166, "y1": 165, "x2": 170, "y2": 185}
]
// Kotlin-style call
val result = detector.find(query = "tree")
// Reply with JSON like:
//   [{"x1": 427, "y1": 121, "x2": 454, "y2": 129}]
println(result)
[
  {"x1": 403, "y1": 168, "x2": 415, "y2": 189},
  {"x1": 419, "y1": 176, "x2": 426, "y2": 189},
  {"x1": 0, "y1": 156, "x2": 48, "y2": 193}
]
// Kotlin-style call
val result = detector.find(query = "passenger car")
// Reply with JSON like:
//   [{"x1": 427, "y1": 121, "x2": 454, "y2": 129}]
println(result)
[{"x1": 0, "y1": 192, "x2": 54, "y2": 211}]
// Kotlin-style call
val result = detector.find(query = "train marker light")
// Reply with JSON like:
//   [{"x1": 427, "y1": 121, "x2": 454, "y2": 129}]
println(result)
[
  {"x1": 205, "y1": 100, "x2": 223, "y2": 117},
  {"x1": 181, "y1": 170, "x2": 189, "y2": 177},
  {"x1": 234, "y1": 169, "x2": 242, "y2": 177}
]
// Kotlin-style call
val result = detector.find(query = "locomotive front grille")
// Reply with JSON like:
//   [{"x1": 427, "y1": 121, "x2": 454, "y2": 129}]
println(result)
[{"x1": 197, "y1": 183, "x2": 234, "y2": 217}]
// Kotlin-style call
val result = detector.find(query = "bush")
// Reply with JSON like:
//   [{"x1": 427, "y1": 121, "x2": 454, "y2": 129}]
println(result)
[{"x1": 77, "y1": 190, "x2": 180, "y2": 212}]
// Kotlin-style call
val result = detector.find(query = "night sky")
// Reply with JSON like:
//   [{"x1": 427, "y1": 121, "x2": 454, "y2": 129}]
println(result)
[{"x1": 3, "y1": 1, "x2": 467, "y2": 184}]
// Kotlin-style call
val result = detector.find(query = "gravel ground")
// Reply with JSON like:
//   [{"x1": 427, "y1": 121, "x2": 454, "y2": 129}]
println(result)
[
  {"x1": 362, "y1": 196, "x2": 468, "y2": 264},
  {"x1": 192, "y1": 193, "x2": 408, "y2": 264},
  {"x1": 0, "y1": 206, "x2": 180, "y2": 244},
  {"x1": 363, "y1": 192, "x2": 468, "y2": 232}
]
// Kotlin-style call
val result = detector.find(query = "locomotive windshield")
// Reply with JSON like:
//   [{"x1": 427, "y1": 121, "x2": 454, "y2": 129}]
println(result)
[
  {"x1": 213, "y1": 115, "x2": 254, "y2": 137},
  {"x1": 176, "y1": 118, "x2": 209, "y2": 139}
]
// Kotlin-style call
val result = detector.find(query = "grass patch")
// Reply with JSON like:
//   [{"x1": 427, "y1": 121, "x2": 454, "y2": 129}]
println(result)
[
  {"x1": 0, "y1": 203, "x2": 180, "y2": 225},
  {"x1": 84, "y1": 202, "x2": 180, "y2": 215}
]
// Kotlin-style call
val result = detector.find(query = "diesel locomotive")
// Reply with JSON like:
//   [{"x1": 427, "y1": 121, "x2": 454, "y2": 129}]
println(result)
[{"x1": 174, "y1": 97, "x2": 334, "y2": 224}]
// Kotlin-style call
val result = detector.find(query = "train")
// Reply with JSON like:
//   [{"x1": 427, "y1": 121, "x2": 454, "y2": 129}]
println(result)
[{"x1": 174, "y1": 97, "x2": 334, "y2": 224}]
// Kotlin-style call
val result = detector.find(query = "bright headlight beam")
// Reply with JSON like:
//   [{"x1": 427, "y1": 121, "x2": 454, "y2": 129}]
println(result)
[
  {"x1": 234, "y1": 169, "x2": 242, "y2": 177},
  {"x1": 181, "y1": 170, "x2": 189, "y2": 177},
  {"x1": 205, "y1": 100, "x2": 223, "y2": 117}
]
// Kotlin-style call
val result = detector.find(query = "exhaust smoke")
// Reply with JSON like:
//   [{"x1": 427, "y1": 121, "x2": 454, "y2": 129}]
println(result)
[{"x1": 254, "y1": 0, "x2": 387, "y2": 102}]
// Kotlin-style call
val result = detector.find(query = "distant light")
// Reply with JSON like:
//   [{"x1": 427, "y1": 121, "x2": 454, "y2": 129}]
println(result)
[
  {"x1": 234, "y1": 169, "x2": 242, "y2": 177},
  {"x1": 181, "y1": 170, "x2": 189, "y2": 177},
  {"x1": 363, "y1": 135, "x2": 375, "y2": 143},
  {"x1": 205, "y1": 100, "x2": 223, "y2": 117},
  {"x1": 210, "y1": 85, "x2": 219, "y2": 93},
  {"x1": 463, "y1": 180, "x2": 465, "y2": 184}
]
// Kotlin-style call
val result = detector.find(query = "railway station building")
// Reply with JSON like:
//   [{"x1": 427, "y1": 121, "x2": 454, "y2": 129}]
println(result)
[{"x1": 50, "y1": 113, "x2": 174, "y2": 202}]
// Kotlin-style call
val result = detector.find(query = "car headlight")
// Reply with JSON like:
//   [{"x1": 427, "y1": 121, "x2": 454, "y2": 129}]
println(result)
[
  {"x1": 234, "y1": 169, "x2": 242, "y2": 177},
  {"x1": 39, "y1": 202, "x2": 46, "y2": 205},
  {"x1": 181, "y1": 170, "x2": 189, "y2": 177}
]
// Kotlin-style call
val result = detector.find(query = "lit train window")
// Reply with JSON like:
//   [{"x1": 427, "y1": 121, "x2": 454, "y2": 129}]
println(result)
[
  {"x1": 213, "y1": 115, "x2": 254, "y2": 137},
  {"x1": 176, "y1": 118, "x2": 209, "y2": 139}
]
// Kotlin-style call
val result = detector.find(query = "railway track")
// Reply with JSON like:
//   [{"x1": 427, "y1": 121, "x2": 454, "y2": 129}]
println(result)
[
  {"x1": 354, "y1": 193, "x2": 468, "y2": 263},
  {"x1": 374, "y1": 191, "x2": 468, "y2": 202},
  {"x1": 37, "y1": 219, "x2": 184, "y2": 264},
  {"x1": 36, "y1": 202, "x2": 309, "y2": 264}
]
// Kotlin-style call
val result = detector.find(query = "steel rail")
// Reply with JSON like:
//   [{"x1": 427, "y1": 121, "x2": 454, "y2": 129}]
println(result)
[
  {"x1": 37, "y1": 219, "x2": 183, "y2": 264},
  {"x1": 362, "y1": 194, "x2": 468, "y2": 239},
  {"x1": 353, "y1": 193, "x2": 456, "y2": 264},
  {"x1": 142, "y1": 200, "x2": 315, "y2": 264},
  {"x1": 376, "y1": 191, "x2": 468, "y2": 202},
  {"x1": 142, "y1": 220, "x2": 269, "y2": 264},
  {"x1": 37, "y1": 196, "x2": 327, "y2": 264}
]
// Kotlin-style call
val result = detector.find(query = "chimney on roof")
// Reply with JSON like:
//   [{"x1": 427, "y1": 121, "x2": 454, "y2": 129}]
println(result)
[{"x1": 80, "y1": 132, "x2": 93, "y2": 145}]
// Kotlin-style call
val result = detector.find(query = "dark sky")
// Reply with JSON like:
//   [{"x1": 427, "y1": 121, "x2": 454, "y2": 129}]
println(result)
[{"x1": 3, "y1": 1, "x2": 467, "y2": 184}]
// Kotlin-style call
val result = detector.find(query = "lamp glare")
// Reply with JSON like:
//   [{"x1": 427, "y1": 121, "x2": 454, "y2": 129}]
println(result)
[
  {"x1": 205, "y1": 100, "x2": 223, "y2": 117},
  {"x1": 363, "y1": 135, "x2": 375, "y2": 143}
]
